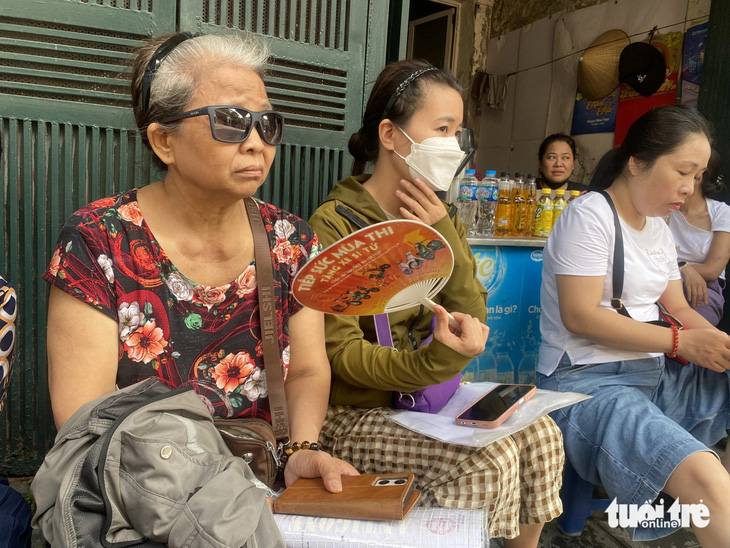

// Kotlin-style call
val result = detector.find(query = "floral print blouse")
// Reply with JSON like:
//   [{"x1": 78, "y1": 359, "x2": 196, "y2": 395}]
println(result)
[
  {"x1": 43, "y1": 190, "x2": 321, "y2": 420},
  {"x1": 0, "y1": 276, "x2": 17, "y2": 413}
]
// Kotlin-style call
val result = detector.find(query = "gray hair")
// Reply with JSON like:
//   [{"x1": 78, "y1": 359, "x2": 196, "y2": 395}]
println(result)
[{"x1": 131, "y1": 32, "x2": 269, "y2": 159}]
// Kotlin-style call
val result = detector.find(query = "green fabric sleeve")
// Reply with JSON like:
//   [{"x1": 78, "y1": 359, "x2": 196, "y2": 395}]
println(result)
[{"x1": 309, "y1": 201, "x2": 487, "y2": 408}]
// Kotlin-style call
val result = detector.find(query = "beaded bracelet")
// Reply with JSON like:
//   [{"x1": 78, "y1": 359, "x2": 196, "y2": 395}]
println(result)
[
  {"x1": 667, "y1": 325, "x2": 680, "y2": 358},
  {"x1": 280, "y1": 440, "x2": 320, "y2": 465}
]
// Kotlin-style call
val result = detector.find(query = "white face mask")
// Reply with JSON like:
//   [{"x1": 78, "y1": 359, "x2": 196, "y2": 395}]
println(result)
[{"x1": 394, "y1": 127, "x2": 466, "y2": 192}]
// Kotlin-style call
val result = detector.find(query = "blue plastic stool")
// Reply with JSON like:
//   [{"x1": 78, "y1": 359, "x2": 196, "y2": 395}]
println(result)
[{"x1": 556, "y1": 460, "x2": 610, "y2": 536}]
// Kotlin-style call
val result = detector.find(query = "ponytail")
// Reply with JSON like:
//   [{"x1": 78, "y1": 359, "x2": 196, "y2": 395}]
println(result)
[{"x1": 348, "y1": 130, "x2": 373, "y2": 176}]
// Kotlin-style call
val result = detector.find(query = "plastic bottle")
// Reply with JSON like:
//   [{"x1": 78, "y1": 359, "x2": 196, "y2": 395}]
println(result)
[
  {"x1": 552, "y1": 189, "x2": 568, "y2": 228},
  {"x1": 525, "y1": 177, "x2": 537, "y2": 237},
  {"x1": 456, "y1": 169, "x2": 479, "y2": 235},
  {"x1": 567, "y1": 189, "x2": 580, "y2": 205},
  {"x1": 511, "y1": 172, "x2": 529, "y2": 236},
  {"x1": 533, "y1": 188, "x2": 553, "y2": 237},
  {"x1": 494, "y1": 173, "x2": 513, "y2": 236},
  {"x1": 488, "y1": 173, "x2": 499, "y2": 233},
  {"x1": 476, "y1": 170, "x2": 498, "y2": 236},
  {"x1": 511, "y1": 172, "x2": 524, "y2": 199}
]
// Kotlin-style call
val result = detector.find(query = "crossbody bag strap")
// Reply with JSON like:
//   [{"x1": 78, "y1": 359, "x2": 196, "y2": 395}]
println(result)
[
  {"x1": 334, "y1": 204, "x2": 397, "y2": 347},
  {"x1": 596, "y1": 190, "x2": 632, "y2": 319},
  {"x1": 244, "y1": 197, "x2": 290, "y2": 443},
  {"x1": 373, "y1": 313, "x2": 395, "y2": 347},
  {"x1": 597, "y1": 191, "x2": 680, "y2": 330},
  {"x1": 334, "y1": 204, "x2": 370, "y2": 229}
]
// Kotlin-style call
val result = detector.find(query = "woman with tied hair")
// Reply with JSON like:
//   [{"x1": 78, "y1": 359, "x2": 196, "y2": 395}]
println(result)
[
  {"x1": 309, "y1": 59, "x2": 565, "y2": 547},
  {"x1": 538, "y1": 106, "x2": 730, "y2": 545},
  {"x1": 668, "y1": 148, "x2": 730, "y2": 326},
  {"x1": 39, "y1": 32, "x2": 356, "y2": 543},
  {"x1": 536, "y1": 134, "x2": 584, "y2": 192}
]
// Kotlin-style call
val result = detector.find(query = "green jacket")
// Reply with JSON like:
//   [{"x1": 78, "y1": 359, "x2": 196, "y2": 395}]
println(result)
[{"x1": 308, "y1": 175, "x2": 488, "y2": 408}]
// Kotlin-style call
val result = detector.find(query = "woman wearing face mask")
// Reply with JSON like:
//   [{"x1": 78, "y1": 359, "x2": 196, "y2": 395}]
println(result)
[
  {"x1": 308, "y1": 60, "x2": 565, "y2": 547},
  {"x1": 537, "y1": 134, "x2": 584, "y2": 192}
]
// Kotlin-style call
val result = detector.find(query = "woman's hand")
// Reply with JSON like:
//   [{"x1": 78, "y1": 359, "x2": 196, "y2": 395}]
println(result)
[
  {"x1": 676, "y1": 328, "x2": 730, "y2": 372},
  {"x1": 396, "y1": 178, "x2": 448, "y2": 225},
  {"x1": 284, "y1": 449, "x2": 359, "y2": 493},
  {"x1": 681, "y1": 265, "x2": 709, "y2": 307},
  {"x1": 432, "y1": 304, "x2": 489, "y2": 357}
]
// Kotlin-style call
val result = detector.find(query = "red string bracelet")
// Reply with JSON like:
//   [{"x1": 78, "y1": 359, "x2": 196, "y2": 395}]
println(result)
[{"x1": 667, "y1": 325, "x2": 680, "y2": 358}]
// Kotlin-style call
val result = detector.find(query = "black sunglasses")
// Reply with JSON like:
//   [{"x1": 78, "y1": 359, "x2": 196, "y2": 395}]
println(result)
[{"x1": 160, "y1": 106, "x2": 285, "y2": 146}]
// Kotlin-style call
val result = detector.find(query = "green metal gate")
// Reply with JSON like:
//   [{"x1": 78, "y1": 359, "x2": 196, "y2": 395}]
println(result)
[{"x1": 0, "y1": 0, "x2": 390, "y2": 475}]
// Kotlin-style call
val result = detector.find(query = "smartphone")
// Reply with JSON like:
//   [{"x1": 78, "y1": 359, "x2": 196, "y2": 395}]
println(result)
[{"x1": 455, "y1": 384, "x2": 537, "y2": 428}]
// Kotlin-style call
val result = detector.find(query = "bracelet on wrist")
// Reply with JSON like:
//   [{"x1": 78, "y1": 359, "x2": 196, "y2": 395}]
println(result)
[
  {"x1": 280, "y1": 440, "x2": 320, "y2": 464},
  {"x1": 667, "y1": 325, "x2": 680, "y2": 358}
]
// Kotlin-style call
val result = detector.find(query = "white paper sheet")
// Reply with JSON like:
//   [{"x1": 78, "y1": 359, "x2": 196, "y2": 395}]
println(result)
[
  {"x1": 274, "y1": 507, "x2": 484, "y2": 548},
  {"x1": 390, "y1": 382, "x2": 590, "y2": 448}
]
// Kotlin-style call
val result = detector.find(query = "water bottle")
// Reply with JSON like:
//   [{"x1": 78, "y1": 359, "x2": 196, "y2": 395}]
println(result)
[
  {"x1": 456, "y1": 169, "x2": 478, "y2": 234},
  {"x1": 489, "y1": 174, "x2": 499, "y2": 234},
  {"x1": 476, "y1": 170, "x2": 498, "y2": 236}
]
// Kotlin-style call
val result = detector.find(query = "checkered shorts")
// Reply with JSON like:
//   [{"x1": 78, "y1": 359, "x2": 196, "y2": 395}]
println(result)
[{"x1": 319, "y1": 406, "x2": 564, "y2": 539}]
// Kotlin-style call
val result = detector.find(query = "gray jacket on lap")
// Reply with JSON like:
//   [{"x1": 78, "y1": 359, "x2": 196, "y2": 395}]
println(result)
[{"x1": 31, "y1": 378, "x2": 284, "y2": 548}]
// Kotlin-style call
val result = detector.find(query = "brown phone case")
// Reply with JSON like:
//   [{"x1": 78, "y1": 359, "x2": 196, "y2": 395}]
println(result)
[{"x1": 273, "y1": 473, "x2": 421, "y2": 521}]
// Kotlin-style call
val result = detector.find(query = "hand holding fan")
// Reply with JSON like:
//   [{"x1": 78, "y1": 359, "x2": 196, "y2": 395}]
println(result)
[{"x1": 293, "y1": 220, "x2": 460, "y2": 329}]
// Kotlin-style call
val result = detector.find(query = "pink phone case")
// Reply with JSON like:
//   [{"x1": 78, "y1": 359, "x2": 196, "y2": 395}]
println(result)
[{"x1": 455, "y1": 384, "x2": 537, "y2": 429}]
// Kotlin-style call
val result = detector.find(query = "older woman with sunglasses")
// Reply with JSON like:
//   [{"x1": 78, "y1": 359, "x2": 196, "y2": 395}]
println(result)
[{"x1": 43, "y1": 32, "x2": 356, "y2": 500}]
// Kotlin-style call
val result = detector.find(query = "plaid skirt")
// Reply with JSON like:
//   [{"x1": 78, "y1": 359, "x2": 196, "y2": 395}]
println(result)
[{"x1": 319, "y1": 406, "x2": 564, "y2": 539}]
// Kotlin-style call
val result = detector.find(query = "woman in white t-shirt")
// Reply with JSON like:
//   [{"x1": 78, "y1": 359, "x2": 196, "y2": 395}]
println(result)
[
  {"x1": 537, "y1": 106, "x2": 730, "y2": 545},
  {"x1": 668, "y1": 148, "x2": 730, "y2": 325}
]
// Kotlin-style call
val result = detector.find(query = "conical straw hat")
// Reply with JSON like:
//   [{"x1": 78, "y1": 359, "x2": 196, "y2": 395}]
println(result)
[{"x1": 577, "y1": 29, "x2": 630, "y2": 100}]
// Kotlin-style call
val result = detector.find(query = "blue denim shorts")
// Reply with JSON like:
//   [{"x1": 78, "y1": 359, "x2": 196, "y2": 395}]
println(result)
[{"x1": 537, "y1": 354, "x2": 730, "y2": 541}]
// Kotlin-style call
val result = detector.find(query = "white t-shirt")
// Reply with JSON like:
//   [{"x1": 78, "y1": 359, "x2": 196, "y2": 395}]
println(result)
[
  {"x1": 668, "y1": 198, "x2": 730, "y2": 280},
  {"x1": 538, "y1": 192, "x2": 681, "y2": 376}
]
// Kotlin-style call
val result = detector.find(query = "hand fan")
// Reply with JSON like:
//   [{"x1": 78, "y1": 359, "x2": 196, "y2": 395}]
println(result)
[{"x1": 293, "y1": 220, "x2": 460, "y2": 329}]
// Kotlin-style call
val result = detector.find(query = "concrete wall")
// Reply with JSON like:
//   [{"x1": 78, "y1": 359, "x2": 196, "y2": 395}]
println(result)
[
  {"x1": 490, "y1": 0, "x2": 605, "y2": 39},
  {"x1": 473, "y1": 0, "x2": 712, "y2": 180}
]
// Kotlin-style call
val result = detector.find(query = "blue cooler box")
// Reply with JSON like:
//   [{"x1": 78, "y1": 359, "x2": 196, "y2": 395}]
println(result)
[{"x1": 463, "y1": 244, "x2": 544, "y2": 384}]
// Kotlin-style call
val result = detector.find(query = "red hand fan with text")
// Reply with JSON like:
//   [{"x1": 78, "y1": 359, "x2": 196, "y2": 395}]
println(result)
[{"x1": 293, "y1": 220, "x2": 459, "y2": 328}]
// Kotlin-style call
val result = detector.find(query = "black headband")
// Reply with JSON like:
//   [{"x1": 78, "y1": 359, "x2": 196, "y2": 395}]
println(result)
[
  {"x1": 141, "y1": 32, "x2": 199, "y2": 114},
  {"x1": 381, "y1": 67, "x2": 439, "y2": 121}
]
